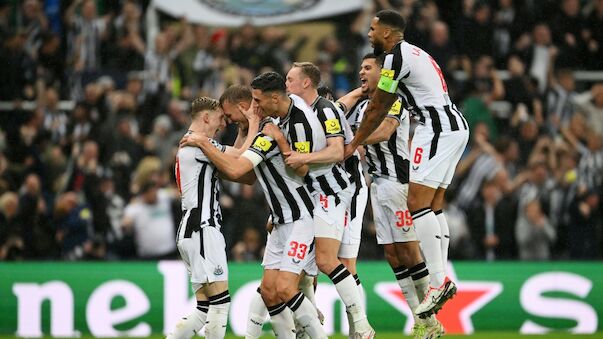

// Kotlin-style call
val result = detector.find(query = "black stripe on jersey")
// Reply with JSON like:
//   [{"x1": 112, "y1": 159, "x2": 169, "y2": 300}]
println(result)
[
  {"x1": 390, "y1": 42, "x2": 403, "y2": 79},
  {"x1": 207, "y1": 168, "x2": 218, "y2": 227},
  {"x1": 443, "y1": 105, "x2": 460, "y2": 131},
  {"x1": 350, "y1": 190, "x2": 358, "y2": 220},
  {"x1": 331, "y1": 166, "x2": 348, "y2": 191},
  {"x1": 199, "y1": 227, "x2": 205, "y2": 258},
  {"x1": 317, "y1": 175, "x2": 337, "y2": 197},
  {"x1": 365, "y1": 148, "x2": 377, "y2": 174},
  {"x1": 388, "y1": 131, "x2": 410, "y2": 183},
  {"x1": 429, "y1": 132, "x2": 440, "y2": 160},
  {"x1": 426, "y1": 106, "x2": 443, "y2": 133},
  {"x1": 452, "y1": 105, "x2": 468, "y2": 130},
  {"x1": 296, "y1": 186, "x2": 314, "y2": 217},
  {"x1": 373, "y1": 144, "x2": 389, "y2": 177},
  {"x1": 184, "y1": 163, "x2": 208, "y2": 238},
  {"x1": 344, "y1": 156, "x2": 362, "y2": 193},
  {"x1": 265, "y1": 161, "x2": 301, "y2": 222},
  {"x1": 399, "y1": 83, "x2": 418, "y2": 108},
  {"x1": 257, "y1": 166, "x2": 284, "y2": 224}
]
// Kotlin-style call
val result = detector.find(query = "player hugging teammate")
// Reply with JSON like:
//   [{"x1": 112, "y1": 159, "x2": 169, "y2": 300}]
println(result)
[{"x1": 168, "y1": 9, "x2": 466, "y2": 339}]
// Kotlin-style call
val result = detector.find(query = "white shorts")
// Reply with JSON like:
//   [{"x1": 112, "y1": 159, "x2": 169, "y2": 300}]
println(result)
[
  {"x1": 371, "y1": 178, "x2": 418, "y2": 244},
  {"x1": 339, "y1": 185, "x2": 368, "y2": 258},
  {"x1": 177, "y1": 226, "x2": 228, "y2": 292},
  {"x1": 262, "y1": 215, "x2": 318, "y2": 276},
  {"x1": 410, "y1": 126, "x2": 469, "y2": 189},
  {"x1": 313, "y1": 186, "x2": 354, "y2": 241}
]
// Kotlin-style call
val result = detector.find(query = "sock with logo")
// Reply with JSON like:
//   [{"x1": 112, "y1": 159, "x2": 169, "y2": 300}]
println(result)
[
  {"x1": 434, "y1": 210, "x2": 450, "y2": 270},
  {"x1": 246, "y1": 287, "x2": 268, "y2": 339},
  {"x1": 267, "y1": 303, "x2": 296, "y2": 339},
  {"x1": 411, "y1": 208, "x2": 445, "y2": 287},
  {"x1": 286, "y1": 292, "x2": 327, "y2": 338},
  {"x1": 205, "y1": 291, "x2": 230, "y2": 339},
  {"x1": 409, "y1": 262, "x2": 430, "y2": 301},
  {"x1": 167, "y1": 300, "x2": 209, "y2": 339},
  {"x1": 328, "y1": 264, "x2": 370, "y2": 332}
]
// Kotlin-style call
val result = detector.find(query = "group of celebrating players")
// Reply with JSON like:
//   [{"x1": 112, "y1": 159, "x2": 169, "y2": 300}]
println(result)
[{"x1": 168, "y1": 9, "x2": 469, "y2": 339}]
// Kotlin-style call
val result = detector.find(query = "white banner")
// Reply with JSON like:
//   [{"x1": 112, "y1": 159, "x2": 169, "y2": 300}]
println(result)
[{"x1": 150, "y1": 0, "x2": 365, "y2": 27}]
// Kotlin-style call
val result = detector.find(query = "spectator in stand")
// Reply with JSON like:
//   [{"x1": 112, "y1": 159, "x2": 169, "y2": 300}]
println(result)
[
  {"x1": 0, "y1": 192, "x2": 25, "y2": 260},
  {"x1": 458, "y1": 1, "x2": 494, "y2": 60},
  {"x1": 425, "y1": 21, "x2": 462, "y2": 81},
  {"x1": 121, "y1": 180, "x2": 178, "y2": 260},
  {"x1": 504, "y1": 55, "x2": 544, "y2": 126},
  {"x1": 574, "y1": 83, "x2": 603, "y2": 136},
  {"x1": 106, "y1": 0, "x2": 145, "y2": 73},
  {"x1": 54, "y1": 191, "x2": 96, "y2": 260},
  {"x1": 18, "y1": 173, "x2": 55, "y2": 258},
  {"x1": 585, "y1": 0, "x2": 603, "y2": 69},
  {"x1": 546, "y1": 69, "x2": 577, "y2": 134},
  {"x1": 567, "y1": 187, "x2": 600, "y2": 259},
  {"x1": 0, "y1": 31, "x2": 36, "y2": 100},
  {"x1": 64, "y1": 0, "x2": 109, "y2": 74},
  {"x1": 550, "y1": 0, "x2": 586, "y2": 69},
  {"x1": 231, "y1": 227, "x2": 264, "y2": 262},
  {"x1": 516, "y1": 198, "x2": 556, "y2": 260},
  {"x1": 467, "y1": 179, "x2": 517, "y2": 260}
]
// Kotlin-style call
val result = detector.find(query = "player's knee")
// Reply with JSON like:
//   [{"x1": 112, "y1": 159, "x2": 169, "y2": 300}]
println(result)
[
  {"x1": 315, "y1": 254, "x2": 338, "y2": 274},
  {"x1": 261, "y1": 286, "x2": 280, "y2": 305},
  {"x1": 383, "y1": 246, "x2": 400, "y2": 268},
  {"x1": 275, "y1": 279, "x2": 297, "y2": 302}
]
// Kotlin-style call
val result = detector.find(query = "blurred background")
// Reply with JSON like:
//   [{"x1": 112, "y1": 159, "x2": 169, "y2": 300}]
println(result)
[{"x1": 0, "y1": 0, "x2": 602, "y2": 265}]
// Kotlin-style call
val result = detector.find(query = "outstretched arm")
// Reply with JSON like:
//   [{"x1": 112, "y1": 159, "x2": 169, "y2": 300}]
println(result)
[
  {"x1": 347, "y1": 89, "x2": 397, "y2": 157},
  {"x1": 363, "y1": 117, "x2": 399, "y2": 145},
  {"x1": 181, "y1": 134, "x2": 255, "y2": 180}
]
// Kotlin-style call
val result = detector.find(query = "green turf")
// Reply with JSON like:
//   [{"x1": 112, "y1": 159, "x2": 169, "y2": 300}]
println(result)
[{"x1": 2, "y1": 333, "x2": 603, "y2": 339}]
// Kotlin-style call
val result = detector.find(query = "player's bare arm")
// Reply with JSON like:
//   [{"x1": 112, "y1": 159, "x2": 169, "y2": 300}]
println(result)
[
  {"x1": 362, "y1": 116, "x2": 400, "y2": 145},
  {"x1": 285, "y1": 136, "x2": 343, "y2": 168},
  {"x1": 349, "y1": 89, "x2": 397, "y2": 152},
  {"x1": 336, "y1": 87, "x2": 364, "y2": 113},
  {"x1": 181, "y1": 133, "x2": 255, "y2": 180},
  {"x1": 262, "y1": 123, "x2": 309, "y2": 177}
]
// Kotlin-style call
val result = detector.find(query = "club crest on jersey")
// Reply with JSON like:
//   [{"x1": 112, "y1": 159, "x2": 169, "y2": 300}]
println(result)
[
  {"x1": 294, "y1": 141, "x2": 310, "y2": 153},
  {"x1": 214, "y1": 265, "x2": 224, "y2": 276},
  {"x1": 253, "y1": 136, "x2": 272, "y2": 152},
  {"x1": 388, "y1": 100, "x2": 402, "y2": 115},
  {"x1": 324, "y1": 118, "x2": 341, "y2": 134}
]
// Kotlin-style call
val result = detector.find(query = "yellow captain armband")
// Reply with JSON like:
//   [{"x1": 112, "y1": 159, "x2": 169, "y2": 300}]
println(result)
[
  {"x1": 378, "y1": 69, "x2": 399, "y2": 93},
  {"x1": 388, "y1": 100, "x2": 402, "y2": 115}
]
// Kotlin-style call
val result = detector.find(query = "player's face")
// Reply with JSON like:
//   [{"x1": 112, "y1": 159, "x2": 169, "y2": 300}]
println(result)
[
  {"x1": 368, "y1": 17, "x2": 386, "y2": 56},
  {"x1": 286, "y1": 67, "x2": 306, "y2": 96},
  {"x1": 206, "y1": 109, "x2": 226, "y2": 136},
  {"x1": 359, "y1": 58, "x2": 380, "y2": 94},
  {"x1": 221, "y1": 99, "x2": 246, "y2": 124},
  {"x1": 252, "y1": 89, "x2": 277, "y2": 117}
]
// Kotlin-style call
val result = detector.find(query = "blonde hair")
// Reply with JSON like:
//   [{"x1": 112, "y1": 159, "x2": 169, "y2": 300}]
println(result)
[
  {"x1": 190, "y1": 97, "x2": 220, "y2": 119},
  {"x1": 292, "y1": 62, "x2": 321, "y2": 88}
]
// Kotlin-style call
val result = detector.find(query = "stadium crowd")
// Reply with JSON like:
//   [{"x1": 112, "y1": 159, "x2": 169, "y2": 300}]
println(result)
[{"x1": 1, "y1": 0, "x2": 602, "y2": 261}]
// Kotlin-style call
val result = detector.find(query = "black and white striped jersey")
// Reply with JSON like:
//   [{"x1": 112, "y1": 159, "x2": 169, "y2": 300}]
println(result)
[
  {"x1": 241, "y1": 119, "x2": 314, "y2": 225},
  {"x1": 353, "y1": 98, "x2": 410, "y2": 183},
  {"x1": 312, "y1": 96, "x2": 366, "y2": 192},
  {"x1": 279, "y1": 94, "x2": 350, "y2": 196},
  {"x1": 381, "y1": 41, "x2": 468, "y2": 133},
  {"x1": 175, "y1": 135, "x2": 224, "y2": 234}
]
